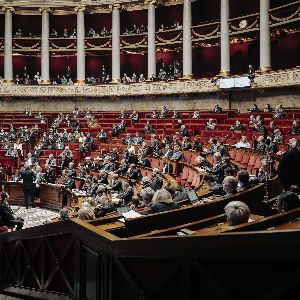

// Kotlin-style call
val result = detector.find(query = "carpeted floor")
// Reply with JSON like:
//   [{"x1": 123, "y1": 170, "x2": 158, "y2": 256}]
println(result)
[{"x1": 11, "y1": 206, "x2": 59, "y2": 229}]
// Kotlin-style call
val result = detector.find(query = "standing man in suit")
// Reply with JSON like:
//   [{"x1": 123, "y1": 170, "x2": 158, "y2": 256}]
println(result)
[{"x1": 20, "y1": 164, "x2": 35, "y2": 209}]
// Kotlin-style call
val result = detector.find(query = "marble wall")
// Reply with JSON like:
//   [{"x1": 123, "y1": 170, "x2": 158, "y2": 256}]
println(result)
[{"x1": 0, "y1": 87, "x2": 299, "y2": 112}]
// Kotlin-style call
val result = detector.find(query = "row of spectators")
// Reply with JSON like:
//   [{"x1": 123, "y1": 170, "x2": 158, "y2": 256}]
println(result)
[{"x1": 13, "y1": 21, "x2": 182, "y2": 40}]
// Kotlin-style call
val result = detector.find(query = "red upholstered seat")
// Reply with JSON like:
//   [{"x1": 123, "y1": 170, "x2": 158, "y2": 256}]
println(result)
[
  {"x1": 240, "y1": 154, "x2": 250, "y2": 167},
  {"x1": 0, "y1": 226, "x2": 8, "y2": 233},
  {"x1": 234, "y1": 151, "x2": 243, "y2": 163}
]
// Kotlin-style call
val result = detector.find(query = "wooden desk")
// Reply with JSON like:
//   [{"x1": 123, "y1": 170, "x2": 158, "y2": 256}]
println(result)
[
  {"x1": 40, "y1": 183, "x2": 66, "y2": 210},
  {"x1": 4, "y1": 181, "x2": 24, "y2": 206}
]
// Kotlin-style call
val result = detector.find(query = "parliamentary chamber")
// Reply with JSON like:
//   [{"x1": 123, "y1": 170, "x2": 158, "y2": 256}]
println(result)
[{"x1": 0, "y1": 0, "x2": 300, "y2": 299}]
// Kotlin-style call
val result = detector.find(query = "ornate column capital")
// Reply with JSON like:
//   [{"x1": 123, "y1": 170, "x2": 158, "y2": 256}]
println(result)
[
  {"x1": 39, "y1": 7, "x2": 52, "y2": 14},
  {"x1": 144, "y1": 0, "x2": 159, "y2": 5},
  {"x1": 109, "y1": 3, "x2": 122, "y2": 11},
  {"x1": 74, "y1": 5, "x2": 86, "y2": 13},
  {"x1": 2, "y1": 7, "x2": 15, "y2": 13}
]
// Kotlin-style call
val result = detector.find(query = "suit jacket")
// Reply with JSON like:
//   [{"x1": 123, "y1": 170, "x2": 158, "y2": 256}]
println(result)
[
  {"x1": 20, "y1": 169, "x2": 35, "y2": 190},
  {"x1": 278, "y1": 147, "x2": 300, "y2": 190},
  {"x1": 150, "y1": 174, "x2": 163, "y2": 191},
  {"x1": 118, "y1": 187, "x2": 134, "y2": 204}
]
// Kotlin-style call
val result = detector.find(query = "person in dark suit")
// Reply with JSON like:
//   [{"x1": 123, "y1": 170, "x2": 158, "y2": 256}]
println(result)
[
  {"x1": 203, "y1": 174, "x2": 225, "y2": 196},
  {"x1": 150, "y1": 168, "x2": 163, "y2": 191},
  {"x1": 278, "y1": 139, "x2": 300, "y2": 190},
  {"x1": 150, "y1": 189, "x2": 180, "y2": 214},
  {"x1": 162, "y1": 157, "x2": 173, "y2": 175},
  {"x1": 107, "y1": 174, "x2": 122, "y2": 193},
  {"x1": 44, "y1": 164, "x2": 56, "y2": 184},
  {"x1": 0, "y1": 192, "x2": 24, "y2": 230},
  {"x1": 237, "y1": 170, "x2": 252, "y2": 192},
  {"x1": 214, "y1": 104, "x2": 223, "y2": 114},
  {"x1": 118, "y1": 181, "x2": 134, "y2": 205},
  {"x1": 20, "y1": 164, "x2": 35, "y2": 209}
]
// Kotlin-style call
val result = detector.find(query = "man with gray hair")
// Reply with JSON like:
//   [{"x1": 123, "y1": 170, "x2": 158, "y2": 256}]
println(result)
[
  {"x1": 224, "y1": 201, "x2": 250, "y2": 225},
  {"x1": 222, "y1": 176, "x2": 238, "y2": 196},
  {"x1": 278, "y1": 138, "x2": 300, "y2": 190},
  {"x1": 140, "y1": 186, "x2": 155, "y2": 212}
]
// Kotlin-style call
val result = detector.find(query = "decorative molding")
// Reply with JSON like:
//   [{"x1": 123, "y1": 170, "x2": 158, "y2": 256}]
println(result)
[
  {"x1": 39, "y1": 7, "x2": 52, "y2": 14},
  {"x1": 255, "y1": 68, "x2": 300, "y2": 88},
  {"x1": 0, "y1": 69, "x2": 299, "y2": 97},
  {"x1": 2, "y1": 7, "x2": 15, "y2": 13},
  {"x1": 74, "y1": 6, "x2": 86, "y2": 13}
]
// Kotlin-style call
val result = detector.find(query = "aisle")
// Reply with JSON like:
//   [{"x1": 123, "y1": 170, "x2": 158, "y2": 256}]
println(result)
[{"x1": 11, "y1": 206, "x2": 59, "y2": 229}]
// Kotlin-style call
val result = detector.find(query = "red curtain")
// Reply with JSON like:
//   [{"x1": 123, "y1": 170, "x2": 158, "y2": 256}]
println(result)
[
  {"x1": 120, "y1": 53, "x2": 147, "y2": 76},
  {"x1": 85, "y1": 13, "x2": 112, "y2": 34},
  {"x1": 156, "y1": 5, "x2": 183, "y2": 30},
  {"x1": 193, "y1": 46, "x2": 220, "y2": 78},
  {"x1": 86, "y1": 55, "x2": 111, "y2": 77},
  {"x1": 50, "y1": 56, "x2": 76, "y2": 79},
  {"x1": 12, "y1": 15, "x2": 41, "y2": 36},
  {"x1": 50, "y1": 15, "x2": 77, "y2": 36},
  {"x1": 13, "y1": 55, "x2": 41, "y2": 77},
  {"x1": 120, "y1": 10, "x2": 147, "y2": 32}
]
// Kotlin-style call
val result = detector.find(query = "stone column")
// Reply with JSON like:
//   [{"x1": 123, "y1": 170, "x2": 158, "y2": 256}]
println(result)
[
  {"x1": 182, "y1": 0, "x2": 192, "y2": 79},
  {"x1": 146, "y1": 0, "x2": 156, "y2": 80},
  {"x1": 111, "y1": 3, "x2": 121, "y2": 83},
  {"x1": 259, "y1": 0, "x2": 271, "y2": 72},
  {"x1": 75, "y1": 6, "x2": 86, "y2": 84},
  {"x1": 2, "y1": 7, "x2": 14, "y2": 83},
  {"x1": 40, "y1": 8, "x2": 51, "y2": 84},
  {"x1": 220, "y1": 0, "x2": 230, "y2": 76}
]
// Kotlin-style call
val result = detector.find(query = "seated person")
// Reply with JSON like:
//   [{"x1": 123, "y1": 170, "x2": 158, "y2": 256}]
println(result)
[
  {"x1": 224, "y1": 201, "x2": 250, "y2": 225},
  {"x1": 162, "y1": 157, "x2": 173, "y2": 174},
  {"x1": 151, "y1": 110, "x2": 159, "y2": 118},
  {"x1": 130, "y1": 111, "x2": 139, "y2": 123},
  {"x1": 117, "y1": 181, "x2": 134, "y2": 205},
  {"x1": 230, "y1": 120, "x2": 243, "y2": 131},
  {"x1": 150, "y1": 168, "x2": 163, "y2": 191},
  {"x1": 177, "y1": 124, "x2": 188, "y2": 137},
  {"x1": 192, "y1": 111, "x2": 200, "y2": 119},
  {"x1": 277, "y1": 191, "x2": 300, "y2": 213},
  {"x1": 249, "y1": 104, "x2": 259, "y2": 113},
  {"x1": 205, "y1": 118, "x2": 216, "y2": 130},
  {"x1": 150, "y1": 189, "x2": 180, "y2": 214},
  {"x1": 214, "y1": 104, "x2": 223, "y2": 114},
  {"x1": 237, "y1": 170, "x2": 252, "y2": 192},
  {"x1": 97, "y1": 128, "x2": 107, "y2": 143},
  {"x1": 273, "y1": 104, "x2": 284, "y2": 119},
  {"x1": 144, "y1": 121, "x2": 153, "y2": 134},
  {"x1": 0, "y1": 192, "x2": 24, "y2": 230},
  {"x1": 264, "y1": 104, "x2": 272, "y2": 112},
  {"x1": 77, "y1": 202, "x2": 95, "y2": 221},
  {"x1": 170, "y1": 145, "x2": 182, "y2": 162},
  {"x1": 59, "y1": 208, "x2": 70, "y2": 221},
  {"x1": 222, "y1": 176, "x2": 238, "y2": 196},
  {"x1": 107, "y1": 174, "x2": 122, "y2": 193},
  {"x1": 130, "y1": 195, "x2": 143, "y2": 211},
  {"x1": 249, "y1": 115, "x2": 256, "y2": 126},
  {"x1": 140, "y1": 186, "x2": 155, "y2": 213},
  {"x1": 235, "y1": 136, "x2": 251, "y2": 149},
  {"x1": 273, "y1": 129, "x2": 284, "y2": 144},
  {"x1": 292, "y1": 120, "x2": 300, "y2": 135},
  {"x1": 203, "y1": 174, "x2": 225, "y2": 196},
  {"x1": 159, "y1": 106, "x2": 168, "y2": 118},
  {"x1": 172, "y1": 110, "x2": 181, "y2": 119}
]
